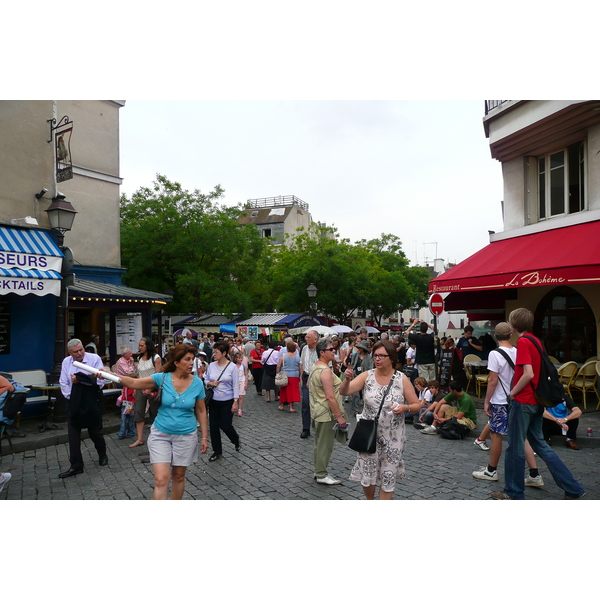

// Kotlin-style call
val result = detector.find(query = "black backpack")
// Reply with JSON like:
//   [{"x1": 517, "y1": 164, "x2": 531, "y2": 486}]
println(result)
[
  {"x1": 437, "y1": 416, "x2": 471, "y2": 439},
  {"x1": 1, "y1": 379, "x2": 29, "y2": 421},
  {"x1": 522, "y1": 335, "x2": 565, "y2": 408}
]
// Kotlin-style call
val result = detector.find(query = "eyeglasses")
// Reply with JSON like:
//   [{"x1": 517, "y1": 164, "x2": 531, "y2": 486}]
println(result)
[
  {"x1": 324, "y1": 348, "x2": 334, "y2": 352},
  {"x1": 373, "y1": 354, "x2": 389, "y2": 360}
]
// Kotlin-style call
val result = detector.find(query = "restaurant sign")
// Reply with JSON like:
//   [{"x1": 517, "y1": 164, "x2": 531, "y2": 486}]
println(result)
[
  {"x1": 48, "y1": 115, "x2": 74, "y2": 183},
  {"x1": 429, "y1": 267, "x2": 600, "y2": 294}
]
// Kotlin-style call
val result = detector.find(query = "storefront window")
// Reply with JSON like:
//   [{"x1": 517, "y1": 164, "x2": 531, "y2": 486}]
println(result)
[{"x1": 535, "y1": 286, "x2": 596, "y2": 363}]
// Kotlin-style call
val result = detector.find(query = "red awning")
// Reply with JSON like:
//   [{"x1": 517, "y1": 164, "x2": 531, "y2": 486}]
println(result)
[{"x1": 429, "y1": 220, "x2": 600, "y2": 294}]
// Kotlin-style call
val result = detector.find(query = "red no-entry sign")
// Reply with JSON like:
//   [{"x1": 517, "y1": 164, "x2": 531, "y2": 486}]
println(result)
[{"x1": 429, "y1": 293, "x2": 445, "y2": 316}]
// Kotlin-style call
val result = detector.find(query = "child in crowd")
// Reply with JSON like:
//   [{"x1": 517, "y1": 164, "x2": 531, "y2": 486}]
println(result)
[
  {"x1": 194, "y1": 351, "x2": 208, "y2": 380},
  {"x1": 414, "y1": 380, "x2": 444, "y2": 428},
  {"x1": 117, "y1": 386, "x2": 136, "y2": 439},
  {"x1": 233, "y1": 352, "x2": 248, "y2": 417}
]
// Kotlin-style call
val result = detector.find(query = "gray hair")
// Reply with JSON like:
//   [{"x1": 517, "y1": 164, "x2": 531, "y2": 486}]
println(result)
[
  {"x1": 306, "y1": 329, "x2": 320, "y2": 340},
  {"x1": 122, "y1": 348, "x2": 132, "y2": 354},
  {"x1": 315, "y1": 338, "x2": 332, "y2": 357},
  {"x1": 68, "y1": 338, "x2": 83, "y2": 349}
]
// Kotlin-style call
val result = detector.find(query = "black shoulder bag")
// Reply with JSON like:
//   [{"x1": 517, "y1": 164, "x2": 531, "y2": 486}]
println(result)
[
  {"x1": 204, "y1": 362, "x2": 231, "y2": 408},
  {"x1": 348, "y1": 372, "x2": 396, "y2": 454}
]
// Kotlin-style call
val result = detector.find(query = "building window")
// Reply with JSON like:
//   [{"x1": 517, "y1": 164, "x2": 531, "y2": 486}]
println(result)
[
  {"x1": 538, "y1": 141, "x2": 585, "y2": 220},
  {"x1": 535, "y1": 286, "x2": 596, "y2": 363},
  {"x1": 262, "y1": 228, "x2": 271, "y2": 238}
]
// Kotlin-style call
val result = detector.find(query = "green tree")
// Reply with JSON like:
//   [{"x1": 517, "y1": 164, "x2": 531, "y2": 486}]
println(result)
[
  {"x1": 120, "y1": 174, "x2": 268, "y2": 315},
  {"x1": 357, "y1": 234, "x2": 430, "y2": 325},
  {"x1": 269, "y1": 229, "x2": 430, "y2": 325}
]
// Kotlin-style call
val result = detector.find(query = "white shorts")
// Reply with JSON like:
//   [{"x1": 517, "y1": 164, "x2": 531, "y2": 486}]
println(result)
[{"x1": 147, "y1": 425, "x2": 199, "y2": 467}]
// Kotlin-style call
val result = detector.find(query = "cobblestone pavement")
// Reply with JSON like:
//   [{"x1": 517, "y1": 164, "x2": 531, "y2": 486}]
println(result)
[{"x1": 1, "y1": 384, "x2": 599, "y2": 500}]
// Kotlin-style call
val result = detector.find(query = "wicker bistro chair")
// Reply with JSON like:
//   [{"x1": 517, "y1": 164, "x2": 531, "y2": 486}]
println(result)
[
  {"x1": 570, "y1": 360, "x2": 599, "y2": 410},
  {"x1": 547, "y1": 355, "x2": 560, "y2": 365},
  {"x1": 476, "y1": 373, "x2": 490, "y2": 398},
  {"x1": 462, "y1": 354, "x2": 481, "y2": 395},
  {"x1": 557, "y1": 361, "x2": 579, "y2": 400}
]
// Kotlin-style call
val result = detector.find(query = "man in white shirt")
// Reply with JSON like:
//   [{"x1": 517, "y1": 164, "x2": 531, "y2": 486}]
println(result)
[
  {"x1": 58, "y1": 338, "x2": 108, "y2": 478},
  {"x1": 300, "y1": 329, "x2": 319, "y2": 439},
  {"x1": 472, "y1": 322, "x2": 543, "y2": 486}
]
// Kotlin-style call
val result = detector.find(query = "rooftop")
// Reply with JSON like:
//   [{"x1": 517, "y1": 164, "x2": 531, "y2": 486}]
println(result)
[{"x1": 246, "y1": 195, "x2": 309, "y2": 212}]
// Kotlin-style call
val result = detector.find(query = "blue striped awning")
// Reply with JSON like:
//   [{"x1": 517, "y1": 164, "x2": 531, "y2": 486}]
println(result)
[
  {"x1": 0, "y1": 227, "x2": 63, "y2": 297},
  {"x1": 0, "y1": 267, "x2": 62, "y2": 279},
  {"x1": 0, "y1": 227, "x2": 63, "y2": 257}
]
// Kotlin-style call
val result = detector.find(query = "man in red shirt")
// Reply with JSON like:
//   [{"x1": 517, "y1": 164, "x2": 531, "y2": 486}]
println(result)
[{"x1": 491, "y1": 308, "x2": 585, "y2": 500}]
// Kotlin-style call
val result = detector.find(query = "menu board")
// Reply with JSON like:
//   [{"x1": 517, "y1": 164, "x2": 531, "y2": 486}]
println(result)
[
  {"x1": 439, "y1": 349, "x2": 454, "y2": 388},
  {"x1": 0, "y1": 296, "x2": 10, "y2": 355},
  {"x1": 115, "y1": 313, "x2": 143, "y2": 355}
]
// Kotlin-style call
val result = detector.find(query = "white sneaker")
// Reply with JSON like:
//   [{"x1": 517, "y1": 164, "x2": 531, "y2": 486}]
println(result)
[
  {"x1": 420, "y1": 425, "x2": 437, "y2": 435},
  {"x1": 474, "y1": 438, "x2": 490, "y2": 450},
  {"x1": 472, "y1": 467, "x2": 498, "y2": 481},
  {"x1": 0, "y1": 472, "x2": 11, "y2": 493},
  {"x1": 524, "y1": 474, "x2": 544, "y2": 487},
  {"x1": 315, "y1": 474, "x2": 341, "y2": 485}
]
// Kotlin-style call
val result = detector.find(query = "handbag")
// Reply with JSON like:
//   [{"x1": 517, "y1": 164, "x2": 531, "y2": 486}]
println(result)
[
  {"x1": 348, "y1": 372, "x2": 397, "y2": 454},
  {"x1": 204, "y1": 362, "x2": 231, "y2": 408},
  {"x1": 275, "y1": 354, "x2": 289, "y2": 387},
  {"x1": 151, "y1": 374, "x2": 166, "y2": 411}
]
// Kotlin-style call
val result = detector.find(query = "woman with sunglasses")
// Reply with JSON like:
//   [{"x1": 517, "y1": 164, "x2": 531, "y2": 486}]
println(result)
[
  {"x1": 307, "y1": 338, "x2": 348, "y2": 485},
  {"x1": 340, "y1": 340, "x2": 420, "y2": 499}
]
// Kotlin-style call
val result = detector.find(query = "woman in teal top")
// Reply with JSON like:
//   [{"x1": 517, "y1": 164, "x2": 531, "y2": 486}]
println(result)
[{"x1": 116, "y1": 344, "x2": 208, "y2": 500}]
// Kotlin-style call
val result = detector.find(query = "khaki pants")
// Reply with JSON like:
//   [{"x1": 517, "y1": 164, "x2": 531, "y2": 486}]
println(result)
[
  {"x1": 443, "y1": 405, "x2": 476, "y2": 430},
  {"x1": 313, "y1": 419, "x2": 337, "y2": 479}
]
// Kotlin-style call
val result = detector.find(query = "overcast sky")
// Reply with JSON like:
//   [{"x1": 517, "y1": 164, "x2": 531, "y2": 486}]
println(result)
[{"x1": 119, "y1": 100, "x2": 504, "y2": 267}]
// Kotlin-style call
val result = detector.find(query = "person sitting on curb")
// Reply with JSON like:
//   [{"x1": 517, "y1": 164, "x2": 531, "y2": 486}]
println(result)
[
  {"x1": 420, "y1": 381, "x2": 476, "y2": 435},
  {"x1": 542, "y1": 396, "x2": 582, "y2": 450},
  {"x1": 414, "y1": 379, "x2": 444, "y2": 428}
]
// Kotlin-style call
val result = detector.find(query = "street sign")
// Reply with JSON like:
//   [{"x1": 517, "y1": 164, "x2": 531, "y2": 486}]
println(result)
[{"x1": 429, "y1": 293, "x2": 445, "y2": 316}]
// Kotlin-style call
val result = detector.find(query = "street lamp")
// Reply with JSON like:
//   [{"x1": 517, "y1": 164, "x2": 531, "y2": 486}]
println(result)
[
  {"x1": 45, "y1": 192, "x2": 77, "y2": 245},
  {"x1": 306, "y1": 283, "x2": 318, "y2": 313}
]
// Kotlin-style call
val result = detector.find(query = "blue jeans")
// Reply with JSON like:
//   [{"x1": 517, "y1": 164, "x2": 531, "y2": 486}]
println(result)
[
  {"x1": 504, "y1": 402, "x2": 584, "y2": 499},
  {"x1": 119, "y1": 405, "x2": 136, "y2": 437}
]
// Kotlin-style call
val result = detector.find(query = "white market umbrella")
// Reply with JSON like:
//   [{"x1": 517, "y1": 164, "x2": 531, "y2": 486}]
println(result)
[
  {"x1": 356, "y1": 325, "x2": 380, "y2": 334},
  {"x1": 331, "y1": 325, "x2": 353, "y2": 333},
  {"x1": 296, "y1": 325, "x2": 338, "y2": 337}
]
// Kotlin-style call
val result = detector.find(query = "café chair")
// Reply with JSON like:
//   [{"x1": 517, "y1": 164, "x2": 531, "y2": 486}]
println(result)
[
  {"x1": 476, "y1": 372, "x2": 489, "y2": 398},
  {"x1": 557, "y1": 361, "x2": 578, "y2": 400},
  {"x1": 570, "y1": 360, "x2": 599, "y2": 410},
  {"x1": 462, "y1": 354, "x2": 480, "y2": 394},
  {"x1": 547, "y1": 355, "x2": 560, "y2": 364}
]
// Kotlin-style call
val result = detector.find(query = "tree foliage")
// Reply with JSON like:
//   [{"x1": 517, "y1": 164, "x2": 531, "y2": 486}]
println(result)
[
  {"x1": 120, "y1": 174, "x2": 267, "y2": 315},
  {"x1": 268, "y1": 227, "x2": 430, "y2": 324}
]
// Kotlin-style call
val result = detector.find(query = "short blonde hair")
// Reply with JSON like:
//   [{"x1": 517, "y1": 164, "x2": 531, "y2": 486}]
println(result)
[{"x1": 509, "y1": 308, "x2": 534, "y2": 333}]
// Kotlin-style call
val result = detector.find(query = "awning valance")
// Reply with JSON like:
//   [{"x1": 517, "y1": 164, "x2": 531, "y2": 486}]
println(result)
[
  {"x1": 0, "y1": 226, "x2": 63, "y2": 297},
  {"x1": 429, "y1": 220, "x2": 600, "y2": 295}
]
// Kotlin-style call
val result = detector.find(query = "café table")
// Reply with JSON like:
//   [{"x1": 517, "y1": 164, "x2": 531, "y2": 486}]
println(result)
[{"x1": 27, "y1": 384, "x2": 64, "y2": 433}]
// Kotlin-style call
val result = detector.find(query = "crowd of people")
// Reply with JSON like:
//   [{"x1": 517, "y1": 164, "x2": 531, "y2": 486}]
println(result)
[{"x1": 0, "y1": 312, "x2": 588, "y2": 500}]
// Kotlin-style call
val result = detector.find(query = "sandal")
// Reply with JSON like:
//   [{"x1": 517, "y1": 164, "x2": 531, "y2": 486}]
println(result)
[
  {"x1": 290, "y1": 409, "x2": 296, "y2": 413},
  {"x1": 129, "y1": 439, "x2": 145, "y2": 448}
]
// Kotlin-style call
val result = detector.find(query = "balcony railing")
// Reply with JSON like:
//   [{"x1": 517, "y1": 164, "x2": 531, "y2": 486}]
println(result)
[
  {"x1": 246, "y1": 195, "x2": 309, "y2": 211},
  {"x1": 485, "y1": 100, "x2": 511, "y2": 115}
]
